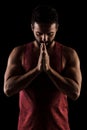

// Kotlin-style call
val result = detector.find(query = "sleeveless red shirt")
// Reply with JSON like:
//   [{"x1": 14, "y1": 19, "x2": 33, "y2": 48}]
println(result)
[{"x1": 18, "y1": 42, "x2": 70, "y2": 130}]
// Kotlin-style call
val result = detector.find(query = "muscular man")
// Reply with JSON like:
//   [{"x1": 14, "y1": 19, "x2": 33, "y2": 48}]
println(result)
[{"x1": 4, "y1": 4, "x2": 82, "y2": 130}]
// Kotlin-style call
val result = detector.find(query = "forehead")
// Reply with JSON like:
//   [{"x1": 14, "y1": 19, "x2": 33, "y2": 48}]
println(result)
[{"x1": 33, "y1": 22, "x2": 57, "y2": 32}]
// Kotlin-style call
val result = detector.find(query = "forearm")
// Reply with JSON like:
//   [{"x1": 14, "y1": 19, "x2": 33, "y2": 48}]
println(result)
[
  {"x1": 47, "y1": 66, "x2": 80, "y2": 100},
  {"x1": 4, "y1": 67, "x2": 40, "y2": 96}
]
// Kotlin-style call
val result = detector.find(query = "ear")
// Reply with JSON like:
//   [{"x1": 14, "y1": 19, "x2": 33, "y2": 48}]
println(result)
[{"x1": 31, "y1": 24, "x2": 34, "y2": 31}]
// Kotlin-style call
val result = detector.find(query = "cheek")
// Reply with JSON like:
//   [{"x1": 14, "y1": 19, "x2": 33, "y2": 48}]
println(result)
[
  {"x1": 52, "y1": 33, "x2": 56, "y2": 39},
  {"x1": 34, "y1": 35, "x2": 41, "y2": 42},
  {"x1": 50, "y1": 35, "x2": 55, "y2": 40},
  {"x1": 34, "y1": 34, "x2": 39, "y2": 39}
]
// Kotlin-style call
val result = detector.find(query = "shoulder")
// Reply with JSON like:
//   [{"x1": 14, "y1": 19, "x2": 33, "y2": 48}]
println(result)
[
  {"x1": 8, "y1": 42, "x2": 34, "y2": 62},
  {"x1": 9, "y1": 42, "x2": 33, "y2": 57},
  {"x1": 55, "y1": 41, "x2": 78, "y2": 57},
  {"x1": 62, "y1": 45, "x2": 80, "y2": 68},
  {"x1": 55, "y1": 42, "x2": 79, "y2": 59},
  {"x1": 9, "y1": 45, "x2": 25, "y2": 58},
  {"x1": 7, "y1": 44, "x2": 27, "y2": 65},
  {"x1": 61, "y1": 44, "x2": 80, "y2": 70},
  {"x1": 63, "y1": 45, "x2": 78, "y2": 59}
]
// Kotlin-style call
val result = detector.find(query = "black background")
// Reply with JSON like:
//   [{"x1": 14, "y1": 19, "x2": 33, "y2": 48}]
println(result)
[{"x1": 0, "y1": 0, "x2": 87, "y2": 130}]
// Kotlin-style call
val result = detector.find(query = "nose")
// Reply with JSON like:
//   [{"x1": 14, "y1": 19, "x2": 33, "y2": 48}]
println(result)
[{"x1": 41, "y1": 34, "x2": 48, "y2": 42}]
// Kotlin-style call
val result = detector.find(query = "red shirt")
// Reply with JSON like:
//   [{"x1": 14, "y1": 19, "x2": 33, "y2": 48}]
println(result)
[{"x1": 18, "y1": 42, "x2": 70, "y2": 130}]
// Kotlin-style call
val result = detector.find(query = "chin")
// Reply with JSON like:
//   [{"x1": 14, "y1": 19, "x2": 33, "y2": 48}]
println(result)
[{"x1": 45, "y1": 43, "x2": 49, "y2": 46}]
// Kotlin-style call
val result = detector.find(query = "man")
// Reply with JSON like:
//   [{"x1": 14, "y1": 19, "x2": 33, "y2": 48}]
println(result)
[{"x1": 3, "y1": 4, "x2": 82, "y2": 130}]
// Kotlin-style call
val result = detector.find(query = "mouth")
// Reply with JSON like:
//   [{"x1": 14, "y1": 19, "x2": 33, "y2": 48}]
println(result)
[{"x1": 40, "y1": 42, "x2": 49, "y2": 46}]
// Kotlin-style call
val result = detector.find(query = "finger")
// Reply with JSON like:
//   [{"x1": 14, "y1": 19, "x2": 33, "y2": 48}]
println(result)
[
  {"x1": 40, "y1": 44, "x2": 43, "y2": 53},
  {"x1": 43, "y1": 43, "x2": 48, "y2": 56},
  {"x1": 42, "y1": 43, "x2": 45, "y2": 51}
]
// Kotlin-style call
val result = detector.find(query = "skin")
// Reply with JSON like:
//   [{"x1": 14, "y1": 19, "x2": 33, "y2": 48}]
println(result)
[{"x1": 4, "y1": 22, "x2": 82, "y2": 100}]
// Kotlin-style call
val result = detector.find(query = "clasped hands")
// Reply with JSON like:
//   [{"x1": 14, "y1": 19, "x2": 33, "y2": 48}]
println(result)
[{"x1": 37, "y1": 43, "x2": 50, "y2": 72}]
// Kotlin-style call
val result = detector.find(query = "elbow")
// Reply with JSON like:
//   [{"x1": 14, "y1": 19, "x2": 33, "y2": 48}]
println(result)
[
  {"x1": 73, "y1": 76, "x2": 82, "y2": 100},
  {"x1": 72, "y1": 91, "x2": 80, "y2": 100},
  {"x1": 3, "y1": 83, "x2": 13, "y2": 97},
  {"x1": 71, "y1": 86, "x2": 81, "y2": 101},
  {"x1": 4, "y1": 87, "x2": 11, "y2": 97}
]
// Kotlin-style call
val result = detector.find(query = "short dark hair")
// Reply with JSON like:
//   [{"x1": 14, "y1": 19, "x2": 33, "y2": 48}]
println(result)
[{"x1": 31, "y1": 4, "x2": 58, "y2": 25}]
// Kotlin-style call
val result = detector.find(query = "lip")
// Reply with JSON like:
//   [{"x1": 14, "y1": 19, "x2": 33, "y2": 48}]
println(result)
[{"x1": 40, "y1": 43, "x2": 48, "y2": 45}]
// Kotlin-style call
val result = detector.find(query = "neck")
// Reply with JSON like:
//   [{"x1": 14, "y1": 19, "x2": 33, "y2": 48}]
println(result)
[{"x1": 50, "y1": 41, "x2": 55, "y2": 48}]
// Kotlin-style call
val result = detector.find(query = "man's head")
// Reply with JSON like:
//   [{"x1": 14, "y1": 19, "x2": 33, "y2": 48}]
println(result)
[
  {"x1": 31, "y1": 4, "x2": 59, "y2": 47},
  {"x1": 31, "y1": 4, "x2": 58, "y2": 25}
]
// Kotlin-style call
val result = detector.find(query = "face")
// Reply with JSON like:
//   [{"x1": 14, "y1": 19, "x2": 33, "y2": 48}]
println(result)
[{"x1": 31, "y1": 22, "x2": 58, "y2": 47}]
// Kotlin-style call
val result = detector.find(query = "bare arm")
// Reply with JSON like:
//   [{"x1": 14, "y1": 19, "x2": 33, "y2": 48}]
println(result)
[
  {"x1": 43, "y1": 44, "x2": 82, "y2": 100},
  {"x1": 3, "y1": 46, "x2": 40, "y2": 97}
]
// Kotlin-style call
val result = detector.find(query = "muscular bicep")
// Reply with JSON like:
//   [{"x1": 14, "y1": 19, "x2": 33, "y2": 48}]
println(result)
[
  {"x1": 4, "y1": 47, "x2": 24, "y2": 82},
  {"x1": 4, "y1": 64, "x2": 22, "y2": 82},
  {"x1": 64, "y1": 49, "x2": 82, "y2": 86}
]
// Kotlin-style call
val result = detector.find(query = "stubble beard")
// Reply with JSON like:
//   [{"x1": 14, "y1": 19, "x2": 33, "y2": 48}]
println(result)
[{"x1": 36, "y1": 39, "x2": 54, "y2": 48}]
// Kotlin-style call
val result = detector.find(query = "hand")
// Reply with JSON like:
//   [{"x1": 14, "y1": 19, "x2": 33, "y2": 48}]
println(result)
[
  {"x1": 42, "y1": 43, "x2": 50, "y2": 71},
  {"x1": 37, "y1": 43, "x2": 50, "y2": 72},
  {"x1": 37, "y1": 44, "x2": 43, "y2": 71}
]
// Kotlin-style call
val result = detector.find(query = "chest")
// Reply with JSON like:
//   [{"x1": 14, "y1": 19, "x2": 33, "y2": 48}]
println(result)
[{"x1": 22, "y1": 43, "x2": 63, "y2": 73}]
